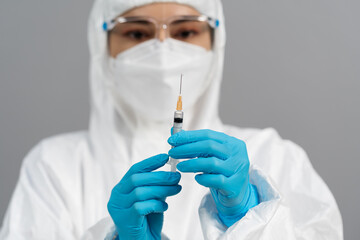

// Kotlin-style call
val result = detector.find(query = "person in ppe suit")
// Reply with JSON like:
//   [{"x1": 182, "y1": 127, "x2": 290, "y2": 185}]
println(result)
[{"x1": 0, "y1": 0, "x2": 343, "y2": 239}]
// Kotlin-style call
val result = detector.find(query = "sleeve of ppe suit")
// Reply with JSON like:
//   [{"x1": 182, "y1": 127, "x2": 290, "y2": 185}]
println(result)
[
  {"x1": 80, "y1": 217, "x2": 116, "y2": 240},
  {"x1": 0, "y1": 141, "x2": 78, "y2": 239},
  {"x1": 80, "y1": 217, "x2": 171, "y2": 240},
  {"x1": 198, "y1": 133, "x2": 343, "y2": 240}
]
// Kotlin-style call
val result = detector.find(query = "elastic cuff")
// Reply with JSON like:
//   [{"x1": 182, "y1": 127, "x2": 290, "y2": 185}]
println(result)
[{"x1": 218, "y1": 184, "x2": 260, "y2": 227}]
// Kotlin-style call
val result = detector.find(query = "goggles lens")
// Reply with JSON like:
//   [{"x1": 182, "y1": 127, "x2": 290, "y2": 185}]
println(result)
[{"x1": 107, "y1": 16, "x2": 215, "y2": 47}]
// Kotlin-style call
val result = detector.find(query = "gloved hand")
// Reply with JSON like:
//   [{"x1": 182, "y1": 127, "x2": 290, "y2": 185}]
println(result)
[
  {"x1": 168, "y1": 129, "x2": 259, "y2": 227},
  {"x1": 108, "y1": 154, "x2": 182, "y2": 239}
]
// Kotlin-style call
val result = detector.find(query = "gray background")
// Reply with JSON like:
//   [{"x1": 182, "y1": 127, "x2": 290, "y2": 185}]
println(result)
[{"x1": 0, "y1": 0, "x2": 359, "y2": 239}]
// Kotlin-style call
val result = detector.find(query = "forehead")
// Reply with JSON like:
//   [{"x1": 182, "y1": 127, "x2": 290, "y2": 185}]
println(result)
[{"x1": 121, "y1": 3, "x2": 201, "y2": 20}]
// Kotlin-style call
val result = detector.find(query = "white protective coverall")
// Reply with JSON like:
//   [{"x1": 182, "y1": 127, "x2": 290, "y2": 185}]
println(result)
[{"x1": 0, "y1": 0, "x2": 343, "y2": 239}]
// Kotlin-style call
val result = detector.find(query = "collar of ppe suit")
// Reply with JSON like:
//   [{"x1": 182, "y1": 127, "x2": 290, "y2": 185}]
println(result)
[{"x1": 87, "y1": 0, "x2": 226, "y2": 165}]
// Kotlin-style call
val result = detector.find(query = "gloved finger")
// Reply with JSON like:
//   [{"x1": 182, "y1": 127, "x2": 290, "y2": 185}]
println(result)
[
  {"x1": 123, "y1": 185, "x2": 182, "y2": 208},
  {"x1": 168, "y1": 140, "x2": 229, "y2": 160},
  {"x1": 194, "y1": 174, "x2": 233, "y2": 196},
  {"x1": 168, "y1": 129, "x2": 228, "y2": 147},
  {"x1": 131, "y1": 199, "x2": 168, "y2": 217},
  {"x1": 118, "y1": 171, "x2": 181, "y2": 193},
  {"x1": 123, "y1": 154, "x2": 169, "y2": 180},
  {"x1": 176, "y1": 157, "x2": 234, "y2": 176}
]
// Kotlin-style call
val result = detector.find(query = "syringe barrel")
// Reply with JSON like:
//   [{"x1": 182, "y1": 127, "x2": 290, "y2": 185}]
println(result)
[
  {"x1": 173, "y1": 111, "x2": 183, "y2": 134},
  {"x1": 168, "y1": 111, "x2": 184, "y2": 172}
]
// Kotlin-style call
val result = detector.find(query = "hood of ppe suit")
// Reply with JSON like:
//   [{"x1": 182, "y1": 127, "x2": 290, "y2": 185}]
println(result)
[{"x1": 87, "y1": 0, "x2": 226, "y2": 164}]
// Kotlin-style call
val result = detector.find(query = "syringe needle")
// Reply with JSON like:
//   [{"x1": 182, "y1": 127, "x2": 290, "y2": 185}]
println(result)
[{"x1": 180, "y1": 74, "x2": 183, "y2": 95}]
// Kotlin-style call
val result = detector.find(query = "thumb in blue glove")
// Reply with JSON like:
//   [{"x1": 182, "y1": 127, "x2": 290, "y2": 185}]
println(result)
[{"x1": 108, "y1": 154, "x2": 182, "y2": 239}]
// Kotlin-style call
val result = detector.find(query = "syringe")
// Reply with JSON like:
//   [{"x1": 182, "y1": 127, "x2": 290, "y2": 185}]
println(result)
[{"x1": 168, "y1": 74, "x2": 184, "y2": 172}]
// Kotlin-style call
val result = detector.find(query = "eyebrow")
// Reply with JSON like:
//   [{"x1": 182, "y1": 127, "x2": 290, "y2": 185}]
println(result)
[
  {"x1": 125, "y1": 20, "x2": 153, "y2": 25},
  {"x1": 171, "y1": 19, "x2": 192, "y2": 25}
]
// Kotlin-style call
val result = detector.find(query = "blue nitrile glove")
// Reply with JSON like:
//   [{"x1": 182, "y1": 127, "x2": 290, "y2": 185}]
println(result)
[
  {"x1": 108, "y1": 154, "x2": 182, "y2": 239},
  {"x1": 168, "y1": 130, "x2": 259, "y2": 227}
]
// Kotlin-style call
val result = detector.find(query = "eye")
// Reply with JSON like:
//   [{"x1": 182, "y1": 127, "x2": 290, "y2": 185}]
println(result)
[
  {"x1": 125, "y1": 30, "x2": 150, "y2": 41},
  {"x1": 173, "y1": 29, "x2": 198, "y2": 40}
]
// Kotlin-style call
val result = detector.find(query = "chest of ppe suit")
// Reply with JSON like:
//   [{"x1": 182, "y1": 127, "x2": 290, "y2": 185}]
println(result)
[{"x1": 0, "y1": 0, "x2": 343, "y2": 239}]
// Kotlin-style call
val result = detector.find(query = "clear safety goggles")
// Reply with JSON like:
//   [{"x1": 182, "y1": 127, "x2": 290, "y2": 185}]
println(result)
[{"x1": 102, "y1": 15, "x2": 219, "y2": 44}]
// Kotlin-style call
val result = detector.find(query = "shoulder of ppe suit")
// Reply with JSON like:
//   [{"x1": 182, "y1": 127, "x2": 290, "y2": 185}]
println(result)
[
  {"x1": 222, "y1": 124, "x2": 263, "y2": 141},
  {"x1": 223, "y1": 125, "x2": 289, "y2": 146},
  {"x1": 224, "y1": 126, "x2": 312, "y2": 170},
  {"x1": 22, "y1": 131, "x2": 90, "y2": 174}
]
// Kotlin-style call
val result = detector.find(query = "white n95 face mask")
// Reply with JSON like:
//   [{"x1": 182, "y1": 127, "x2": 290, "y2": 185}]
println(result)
[{"x1": 108, "y1": 39, "x2": 213, "y2": 122}]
